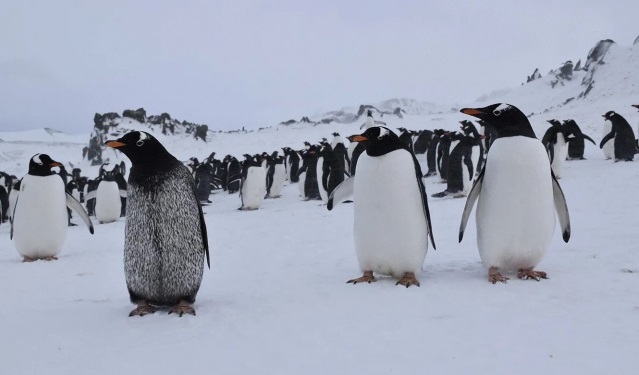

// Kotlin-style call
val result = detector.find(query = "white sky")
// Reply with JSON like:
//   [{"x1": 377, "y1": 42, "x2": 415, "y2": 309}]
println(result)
[{"x1": 1, "y1": 0, "x2": 638, "y2": 134}]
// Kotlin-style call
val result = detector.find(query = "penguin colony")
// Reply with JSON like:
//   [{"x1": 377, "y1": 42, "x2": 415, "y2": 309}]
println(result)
[{"x1": 3, "y1": 103, "x2": 638, "y2": 315}]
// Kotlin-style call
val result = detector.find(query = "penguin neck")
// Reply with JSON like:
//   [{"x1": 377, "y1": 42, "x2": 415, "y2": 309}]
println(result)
[
  {"x1": 495, "y1": 124, "x2": 537, "y2": 139},
  {"x1": 364, "y1": 139, "x2": 406, "y2": 157}
]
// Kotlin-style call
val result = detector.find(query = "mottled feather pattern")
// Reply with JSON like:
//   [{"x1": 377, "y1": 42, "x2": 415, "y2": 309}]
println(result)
[{"x1": 125, "y1": 163, "x2": 206, "y2": 305}]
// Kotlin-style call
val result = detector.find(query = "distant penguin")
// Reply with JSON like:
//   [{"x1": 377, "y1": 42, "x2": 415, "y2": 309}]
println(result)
[
  {"x1": 226, "y1": 157, "x2": 242, "y2": 194},
  {"x1": 412, "y1": 130, "x2": 433, "y2": 156},
  {"x1": 331, "y1": 133, "x2": 351, "y2": 177},
  {"x1": 194, "y1": 160, "x2": 214, "y2": 204},
  {"x1": 282, "y1": 147, "x2": 301, "y2": 183},
  {"x1": 316, "y1": 145, "x2": 329, "y2": 202},
  {"x1": 299, "y1": 146, "x2": 321, "y2": 200},
  {"x1": 328, "y1": 126, "x2": 436, "y2": 287},
  {"x1": 563, "y1": 119, "x2": 595, "y2": 160},
  {"x1": 265, "y1": 152, "x2": 286, "y2": 198},
  {"x1": 458, "y1": 104, "x2": 570, "y2": 284},
  {"x1": 436, "y1": 131, "x2": 454, "y2": 182},
  {"x1": 8, "y1": 179, "x2": 20, "y2": 222},
  {"x1": 460, "y1": 120, "x2": 484, "y2": 173},
  {"x1": 85, "y1": 170, "x2": 127, "y2": 224},
  {"x1": 11, "y1": 154, "x2": 94, "y2": 262},
  {"x1": 239, "y1": 155, "x2": 266, "y2": 210},
  {"x1": 319, "y1": 143, "x2": 345, "y2": 202},
  {"x1": 542, "y1": 119, "x2": 569, "y2": 178},
  {"x1": 106, "y1": 131, "x2": 209, "y2": 317},
  {"x1": 432, "y1": 134, "x2": 480, "y2": 198},
  {"x1": 0, "y1": 173, "x2": 10, "y2": 222},
  {"x1": 397, "y1": 127, "x2": 414, "y2": 151},
  {"x1": 112, "y1": 164, "x2": 128, "y2": 216},
  {"x1": 600, "y1": 111, "x2": 636, "y2": 161},
  {"x1": 423, "y1": 130, "x2": 442, "y2": 177}
]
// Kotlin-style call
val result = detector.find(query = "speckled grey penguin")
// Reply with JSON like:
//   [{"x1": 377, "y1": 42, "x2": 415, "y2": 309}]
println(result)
[{"x1": 106, "y1": 131, "x2": 210, "y2": 317}]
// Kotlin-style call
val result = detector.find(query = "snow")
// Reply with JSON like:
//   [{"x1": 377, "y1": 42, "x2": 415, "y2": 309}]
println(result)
[{"x1": 2, "y1": 41, "x2": 639, "y2": 375}]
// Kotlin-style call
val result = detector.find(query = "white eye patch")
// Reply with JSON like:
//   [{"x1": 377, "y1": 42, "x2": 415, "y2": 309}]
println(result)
[
  {"x1": 136, "y1": 132, "x2": 149, "y2": 146},
  {"x1": 33, "y1": 154, "x2": 43, "y2": 165},
  {"x1": 493, "y1": 103, "x2": 512, "y2": 117},
  {"x1": 377, "y1": 127, "x2": 390, "y2": 139}
]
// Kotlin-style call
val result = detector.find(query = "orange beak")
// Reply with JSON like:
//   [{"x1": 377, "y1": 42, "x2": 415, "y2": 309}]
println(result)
[
  {"x1": 461, "y1": 108, "x2": 485, "y2": 116},
  {"x1": 105, "y1": 140, "x2": 126, "y2": 148},
  {"x1": 348, "y1": 135, "x2": 369, "y2": 142}
]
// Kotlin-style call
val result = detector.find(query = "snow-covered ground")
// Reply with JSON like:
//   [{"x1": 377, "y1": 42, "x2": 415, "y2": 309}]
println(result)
[{"x1": 2, "y1": 40, "x2": 639, "y2": 375}]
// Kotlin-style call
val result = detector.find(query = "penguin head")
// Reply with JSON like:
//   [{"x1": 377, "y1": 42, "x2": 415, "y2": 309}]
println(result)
[
  {"x1": 603, "y1": 111, "x2": 617, "y2": 120},
  {"x1": 332, "y1": 132, "x2": 340, "y2": 137},
  {"x1": 460, "y1": 103, "x2": 536, "y2": 139},
  {"x1": 367, "y1": 109, "x2": 373, "y2": 117},
  {"x1": 347, "y1": 126, "x2": 406, "y2": 157},
  {"x1": 546, "y1": 119, "x2": 562, "y2": 127},
  {"x1": 28, "y1": 153, "x2": 62, "y2": 176},
  {"x1": 105, "y1": 131, "x2": 174, "y2": 166}
]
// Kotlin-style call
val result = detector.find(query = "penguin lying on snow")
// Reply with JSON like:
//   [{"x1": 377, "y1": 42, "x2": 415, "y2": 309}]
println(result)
[
  {"x1": 11, "y1": 154, "x2": 94, "y2": 262},
  {"x1": 328, "y1": 126, "x2": 436, "y2": 287},
  {"x1": 459, "y1": 104, "x2": 570, "y2": 284},
  {"x1": 106, "y1": 131, "x2": 209, "y2": 317}
]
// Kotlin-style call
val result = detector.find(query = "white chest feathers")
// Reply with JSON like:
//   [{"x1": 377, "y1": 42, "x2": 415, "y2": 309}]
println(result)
[
  {"x1": 12, "y1": 174, "x2": 68, "y2": 258},
  {"x1": 476, "y1": 137, "x2": 556, "y2": 270},
  {"x1": 353, "y1": 150, "x2": 428, "y2": 276}
]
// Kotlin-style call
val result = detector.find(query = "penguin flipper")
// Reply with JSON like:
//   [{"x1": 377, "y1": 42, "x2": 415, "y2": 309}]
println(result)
[
  {"x1": 551, "y1": 172, "x2": 571, "y2": 243},
  {"x1": 410, "y1": 153, "x2": 436, "y2": 250},
  {"x1": 84, "y1": 190, "x2": 97, "y2": 201},
  {"x1": 327, "y1": 177, "x2": 354, "y2": 211},
  {"x1": 10, "y1": 194, "x2": 19, "y2": 239},
  {"x1": 582, "y1": 134, "x2": 596, "y2": 145},
  {"x1": 65, "y1": 193, "x2": 94, "y2": 234},
  {"x1": 459, "y1": 168, "x2": 484, "y2": 242},
  {"x1": 119, "y1": 190, "x2": 128, "y2": 198},
  {"x1": 600, "y1": 132, "x2": 614, "y2": 149},
  {"x1": 191, "y1": 185, "x2": 210, "y2": 268}
]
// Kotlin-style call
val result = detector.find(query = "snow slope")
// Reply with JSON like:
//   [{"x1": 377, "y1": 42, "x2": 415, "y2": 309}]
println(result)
[{"x1": 1, "y1": 40, "x2": 639, "y2": 375}]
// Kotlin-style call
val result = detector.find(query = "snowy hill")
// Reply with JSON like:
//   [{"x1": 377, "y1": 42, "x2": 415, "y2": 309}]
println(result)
[{"x1": 1, "y1": 37, "x2": 639, "y2": 375}]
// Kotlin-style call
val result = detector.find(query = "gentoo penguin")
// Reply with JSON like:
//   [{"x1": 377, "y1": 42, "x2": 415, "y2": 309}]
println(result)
[
  {"x1": 226, "y1": 157, "x2": 242, "y2": 194},
  {"x1": 11, "y1": 154, "x2": 94, "y2": 262},
  {"x1": 431, "y1": 133, "x2": 480, "y2": 198},
  {"x1": 436, "y1": 131, "x2": 454, "y2": 182},
  {"x1": 563, "y1": 119, "x2": 595, "y2": 160},
  {"x1": 7, "y1": 179, "x2": 20, "y2": 222},
  {"x1": 460, "y1": 120, "x2": 484, "y2": 173},
  {"x1": 318, "y1": 143, "x2": 345, "y2": 202},
  {"x1": 542, "y1": 119, "x2": 568, "y2": 178},
  {"x1": 85, "y1": 170, "x2": 127, "y2": 224},
  {"x1": 330, "y1": 133, "x2": 351, "y2": 177},
  {"x1": 424, "y1": 130, "x2": 442, "y2": 177},
  {"x1": 194, "y1": 159, "x2": 214, "y2": 204},
  {"x1": 600, "y1": 111, "x2": 636, "y2": 161},
  {"x1": 458, "y1": 104, "x2": 570, "y2": 284},
  {"x1": 106, "y1": 131, "x2": 209, "y2": 317},
  {"x1": 239, "y1": 154, "x2": 266, "y2": 210},
  {"x1": 298, "y1": 145, "x2": 321, "y2": 200},
  {"x1": 265, "y1": 152, "x2": 286, "y2": 198},
  {"x1": 282, "y1": 147, "x2": 301, "y2": 183},
  {"x1": 328, "y1": 126, "x2": 436, "y2": 287}
]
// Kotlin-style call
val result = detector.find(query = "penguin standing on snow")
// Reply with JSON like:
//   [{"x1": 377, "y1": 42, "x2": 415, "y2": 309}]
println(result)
[
  {"x1": 431, "y1": 133, "x2": 480, "y2": 198},
  {"x1": 265, "y1": 152, "x2": 286, "y2": 198},
  {"x1": 599, "y1": 111, "x2": 636, "y2": 161},
  {"x1": 458, "y1": 104, "x2": 570, "y2": 284},
  {"x1": 330, "y1": 133, "x2": 351, "y2": 177},
  {"x1": 562, "y1": 119, "x2": 595, "y2": 160},
  {"x1": 542, "y1": 119, "x2": 569, "y2": 178},
  {"x1": 85, "y1": 169, "x2": 127, "y2": 224},
  {"x1": 106, "y1": 131, "x2": 209, "y2": 317},
  {"x1": 328, "y1": 126, "x2": 436, "y2": 287},
  {"x1": 239, "y1": 154, "x2": 266, "y2": 210},
  {"x1": 282, "y1": 147, "x2": 301, "y2": 183},
  {"x1": 11, "y1": 154, "x2": 94, "y2": 262}
]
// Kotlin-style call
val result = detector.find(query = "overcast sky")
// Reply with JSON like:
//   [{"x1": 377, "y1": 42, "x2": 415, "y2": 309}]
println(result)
[{"x1": 1, "y1": 0, "x2": 638, "y2": 134}]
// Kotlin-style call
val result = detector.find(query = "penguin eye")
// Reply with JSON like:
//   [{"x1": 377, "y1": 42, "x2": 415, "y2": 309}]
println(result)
[
  {"x1": 136, "y1": 140, "x2": 144, "y2": 147},
  {"x1": 493, "y1": 110, "x2": 502, "y2": 117}
]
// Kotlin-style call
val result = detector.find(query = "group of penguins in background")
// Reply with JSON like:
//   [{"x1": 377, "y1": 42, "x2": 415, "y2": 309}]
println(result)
[{"x1": 1, "y1": 103, "x2": 638, "y2": 316}]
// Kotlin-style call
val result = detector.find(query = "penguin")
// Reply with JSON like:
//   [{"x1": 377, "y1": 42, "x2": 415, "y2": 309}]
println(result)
[
  {"x1": 85, "y1": 170, "x2": 127, "y2": 224},
  {"x1": 328, "y1": 126, "x2": 436, "y2": 287},
  {"x1": 316, "y1": 144, "x2": 329, "y2": 202},
  {"x1": 106, "y1": 131, "x2": 209, "y2": 317},
  {"x1": 226, "y1": 157, "x2": 242, "y2": 194},
  {"x1": 318, "y1": 143, "x2": 345, "y2": 202},
  {"x1": 459, "y1": 120, "x2": 484, "y2": 173},
  {"x1": 331, "y1": 133, "x2": 351, "y2": 177},
  {"x1": 7, "y1": 179, "x2": 20, "y2": 222},
  {"x1": 562, "y1": 119, "x2": 595, "y2": 160},
  {"x1": 600, "y1": 111, "x2": 636, "y2": 161},
  {"x1": 412, "y1": 129, "x2": 433, "y2": 156},
  {"x1": 397, "y1": 127, "x2": 414, "y2": 151},
  {"x1": 600, "y1": 117, "x2": 615, "y2": 159},
  {"x1": 265, "y1": 152, "x2": 286, "y2": 198},
  {"x1": 0, "y1": 172, "x2": 11, "y2": 222},
  {"x1": 298, "y1": 146, "x2": 321, "y2": 200},
  {"x1": 423, "y1": 130, "x2": 442, "y2": 177},
  {"x1": 282, "y1": 147, "x2": 301, "y2": 183},
  {"x1": 112, "y1": 164, "x2": 128, "y2": 216},
  {"x1": 436, "y1": 131, "x2": 454, "y2": 182},
  {"x1": 542, "y1": 119, "x2": 569, "y2": 178},
  {"x1": 431, "y1": 133, "x2": 480, "y2": 198},
  {"x1": 239, "y1": 154, "x2": 266, "y2": 210},
  {"x1": 194, "y1": 159, "x2": 214, "y2": 204},
  {"x1": 11, "y1": 154, "x2": 94, "y2": 262},
  {"x1": 458, "y1": 104, "x2": 570, "y2": 284}
]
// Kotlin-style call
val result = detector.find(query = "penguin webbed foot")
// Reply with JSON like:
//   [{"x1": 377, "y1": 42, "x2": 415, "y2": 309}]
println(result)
[
  {"x1": 517, "y1": 269, "x2": 548, "y2": 281},
  {"x1": 129, "y1": 302, "x2": 158, "y2": 317},
  {"x1": 347, "y1": 271, "x2": 376, "y2": 284},
  {"x1": 168, "y1": 301, "x2": 196, "y2": 317},
  {"x1": 22, "y1": 256, "x2": 37, "y2": 263},
  {"x1": 396, "y1": 272, "x2": 420, "y2": 288},
  {"x1": 488, "y1": 267, "x2": 509, "y2": 284}
]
